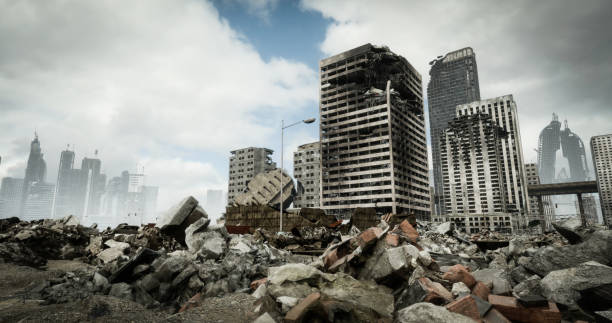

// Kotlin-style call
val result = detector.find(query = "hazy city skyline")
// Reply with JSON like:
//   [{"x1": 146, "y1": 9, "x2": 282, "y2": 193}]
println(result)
[{"x1": 1, "y1": 0, "x2": 610, "y2": 213}]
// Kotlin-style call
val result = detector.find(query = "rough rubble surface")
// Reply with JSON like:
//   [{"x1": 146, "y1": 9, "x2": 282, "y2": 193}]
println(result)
[{"x1": 2, "y1": 198, "x2": 612, "y2": 322}]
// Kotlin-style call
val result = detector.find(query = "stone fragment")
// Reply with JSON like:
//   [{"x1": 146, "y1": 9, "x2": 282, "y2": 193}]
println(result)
[
  {"x1": 396, "y1": 277, "x2": 453, "y2": 309},
  {"x1": 93, "y1": 272, "x2": 110, "y2": 292},
  {"x1": 443, "y1": 264, "x2": 477, "y2": 288},
  {"x1": 385, "y1": 232, "x2": 400, "y2": 247},
  {"x1": 359, "y1": 245, "x2": 412, "y2": 283},
  {"x1": 157, "y1": 196, "x2": 199, "y2": 230},
  {"x1": 418, "y1": 250, "x2": 432, "y2": 267},
  {"x1": 139, "y1": 274, "x2": 160, "y2": 292},
  {"x1": 452, "y1": 282, "x2": 471, "y2": 297},
  {"x1": 318, "y1": 274, "x2": 394, "y2": 319},
  {"x1": 109, "y1": 283, "x2": 133, "y2": 300},
  {"x1": 268, "y1": 263, "x2": 332, "y2": 285},
  {"x1": 277, "y1": 296, "x2": 299, "y2": 314},
  {"x1": 396, "y1": 302, "x2": 477, "y2": 323},
  {"x1": 104, "y1": 240, "x2": 130, "y2": 251},
  {"x1": 155, "y1": 256, "x2": 191, "y2": 282},
  {"x1": 197, "y1": 236, "x2": 227, "y2": 259},
  {"x1": 516, "y1": 295, "x2": 548, "y2": 308},
  {"x1": 87, "y1": 236, "x2": 103, "y2": 255},
  {"x1": 253, "y1": 312, "x2": 277, "y2": 323},
  {"x1": 483, "y1": 308, "x2": 511, "y2": 323},
  {"x1": 284, "y1": 292, "x2": 322, "y2": 323},
  {"x1": 513, "y1": 275, "x2": 541, "y2": 298},
  {"x1": 252, "y1": 283, "x2": 267, "y2": 299},
  {"x1": 472, "y1": 269, "x2": 511, "y2": 295},
  {"x1": 552, "y1": 217, "x2": 584, "y2": 244},
  {"x1": 250, "y1": 277, "x2": 268, "y2": 290},
  {"x1": 445, "y1": 295, "x2": 481, "y2": 321},
  {"x1": 184, "y1": 217, "x2": 212, "y2": 252},
  {"x1": 435, "y1": 222, "x2": 454, "y2": 235},
  {"x1": 540, "y1": 261, "x2": 612, "y2": 306},
  {"x1": 110, "y1": 248, "x2": 160, "y2": 283},
  {"x1": 97, "y1": 248, "x2": 124, "y2": 264},
  {"x1": 525, "y1": 230, "x2": 612, "y2": 276}
]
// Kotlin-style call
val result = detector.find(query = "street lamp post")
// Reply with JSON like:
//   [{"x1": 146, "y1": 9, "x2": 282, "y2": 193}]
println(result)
[{"x1": 280, "y1": 117, "x2": 316, "y2": 232}]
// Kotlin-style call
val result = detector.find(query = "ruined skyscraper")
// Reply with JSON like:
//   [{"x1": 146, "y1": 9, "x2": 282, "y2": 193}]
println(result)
[
  {"x1": 537, "y1": 114, "x2": 589, "y2": 184},
  {"x1": 428, "y1": 48, "x2": 480, "y2": 215},
  {"x1": 591, "y1": 134, "x2": 612, "y2": 227},
  {"x1": 22, "y1": 182, "x2": 55, "y2": 221},
  {"x1": 319, "y1": 44, "x2": 430, "y2": 218},
  {"x1": 20, "y1": 133, "x2": 47, "y2": 217},
  {"x1": 440, "y1": 112, "x2": 507, "y2": 215},
  {"x1": 293, "y1": 141, "x2": 321, "y2": 208},
  {"x1": 227, "y1": 147, "x2": 276, "y2": 204},
  {"x1": 53, "y1": 149, "x2": 79, "y2": 218},
  {"x1": 0, "y1": 177, "x2": 23, "y2": 218},
  {"x1": 440, "y1": 95, "x2": 529, "y2": 226}
]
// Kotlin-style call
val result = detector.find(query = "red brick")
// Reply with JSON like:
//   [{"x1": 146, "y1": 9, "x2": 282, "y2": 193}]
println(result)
[
  {"x1": 398, "y1": 220, "x2": 419, "y2": 243},
  {"x1": 178, "y1": 293, "x2": 202, "y2": 313},
  {"x1": 488, "y1": 295, "x2": 561, "y2": 323},
  {"x1": 357, "y1": 227, "x2": 383, "y2": 248},
  {"x1": 483, "y1": 308, "x2": 511, "y2": 323},
  {"x1": 249, "y1": 277, "x2": 268, "y2": 291},
  {"x1": 385, "y1": 233, "x2": 400, "y2": 247},
  {"x1": 324, "y1": 248, "x2": 340, "y2": 268},
  {"x1": 442, "y1": 264, "x2": 477, "y2": 288},
  {"x1": 446, "y1": 295, "x2": 481, "y2": 321},
  {"x1": 472, "y1": 281, "x2": 491, "y2": 300},
  {"x1": 285, "y1": 292, "x2": 321, "y2": 323}
]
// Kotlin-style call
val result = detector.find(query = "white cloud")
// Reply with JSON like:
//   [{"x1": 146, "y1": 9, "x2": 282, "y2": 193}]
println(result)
[
  {"x1": 0, "y1": 0, "x2": 317, "y2": 212},
  {"x1": 302, "y1": 0, "x2": 612, "y2": 169},
  {"x1": 223, "y1": 0, "x2": 280, "y2": 21}
]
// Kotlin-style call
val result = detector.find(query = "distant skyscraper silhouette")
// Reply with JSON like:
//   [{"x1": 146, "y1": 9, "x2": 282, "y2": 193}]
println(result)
[{"x1": 20, "y1": 133, "x2": 47, "y2": 217}]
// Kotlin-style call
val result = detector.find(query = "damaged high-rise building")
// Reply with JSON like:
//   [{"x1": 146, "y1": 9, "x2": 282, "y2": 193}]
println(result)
[
  {"x1": 428, "y1": 48, "x2": 481, "y2": 215},
  {"x1": 439, "y1": 95, "x2": 530, "y2": 227},
  {"x1": 591, "y1": 134, "x2": 612, "y2": 227},
  {"x1": 227, "y1": 147, "x2": 276, "y2": 205},
  {"x1": 319, "y1": 44, "x2": 430, "y2": 218},
  {"x1": 293, "y1": 141, "x2": 321, "y2": 208}
]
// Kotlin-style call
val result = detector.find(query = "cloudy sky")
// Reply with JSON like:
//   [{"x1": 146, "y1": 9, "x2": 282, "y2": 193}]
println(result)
[{"x1": 1, "y1": 0, "x2": 610, "y2": 218}]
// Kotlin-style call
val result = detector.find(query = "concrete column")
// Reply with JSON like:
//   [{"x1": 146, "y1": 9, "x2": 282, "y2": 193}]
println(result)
[
  {"x1": 537, "y1": 195, "x2": 546, "y2": 231},
  {"x1": 577, "y1": 193, "x2": 586, "y2": 227}
]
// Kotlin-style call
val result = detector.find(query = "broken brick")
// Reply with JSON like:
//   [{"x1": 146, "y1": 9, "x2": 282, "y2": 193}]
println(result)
[
  {"x1": 385, "y1": 233, "x2": 400, "y2": 247},
  {"x1": 488, "y1": 295, "x2": 561, "y2": 323},
  {"x1": 357, "y1": 227, "x2": 384, "y2": 248},
  {"x1": 446, "y1": 295, "x2": 481, "y2": 321},
  {"x1": 443, "y1": 264, "x2": 477, "y2": 288},
  {"x1": 285, "y1": 292, "x2": 322, "y2": 323},
  {"x1": 472, "y1": 281, "x2": 491, "y2": 300},
  {"x1": 398, "y1": 220, "x2": 419, "y2": 243},
  {"x1": 250, "y1": 278, "x2": 268, "y2": 291},
  {"x1": 178, "y1": 292, "x2": 202, "y2": 313}
]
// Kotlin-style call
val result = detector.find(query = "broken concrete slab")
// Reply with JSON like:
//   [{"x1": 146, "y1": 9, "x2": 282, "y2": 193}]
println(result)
[
  {"x1": 396, "y1": 302, "x2": 477, "y2": 323},
  {"x1": 472, "y1": 268, "x2": 512, "y2": 295},
  {"x1": 540, "y1": 261, "x2": 612, "y2": 306},
  {"x1": 157, "y1": 196, "x2": 199, "y2": 230}
]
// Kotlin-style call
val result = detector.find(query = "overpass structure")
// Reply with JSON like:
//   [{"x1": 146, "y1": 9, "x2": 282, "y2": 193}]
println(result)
[{"x1": 528, "y1": 181, "x2": 598, "y2": 226}]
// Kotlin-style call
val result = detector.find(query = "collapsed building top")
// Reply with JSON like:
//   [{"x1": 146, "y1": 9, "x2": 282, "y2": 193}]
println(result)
[{"x1": 232, "y1": 168, "x2": 295, "y2": 210}]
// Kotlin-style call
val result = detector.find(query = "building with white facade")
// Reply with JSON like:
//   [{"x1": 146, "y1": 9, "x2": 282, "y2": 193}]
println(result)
[{"x1": 293, "y1": 141, "x2": 321, "y2": 208}]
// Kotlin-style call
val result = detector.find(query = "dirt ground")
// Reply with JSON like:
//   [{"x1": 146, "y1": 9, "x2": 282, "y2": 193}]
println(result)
[{"x1": 0, "y1": 261, "x2": 256, "y2": 323}]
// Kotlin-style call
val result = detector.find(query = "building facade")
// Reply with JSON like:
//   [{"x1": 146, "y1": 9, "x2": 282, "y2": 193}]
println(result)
[
  {"x1": 0, "y1": 177, "x2": 23, "y2": 218},
  {"x1": 293, "y1": 141, "x2": 321, "y2": 208},
  {"x1": 319, "y1": 44, "x2": 430, "y2": 218},
  {"x1": 20, "y1": 134, "x2": 47, "y2": 217},
  {"x1": 428, "y1": 48, "x2": 481, "y2": 215},
  {"x1": 591, "y1": 134, "x2": 612, "y2": 227},
  {"x1": 22, "y1": 181, "x2": 55, "y2": 221},
  {"x1": 227, "y1": 147, "x2": 276, "y2": 204},
  {"x1": 439, "y1": 95, "x2": 529, "y2": 226},
  {"x1": 525, "y1": 163, "x2": 554, "y2": 227},
  {"x1": 440, "y1": 112, "x2": 507, "y2": 215}
]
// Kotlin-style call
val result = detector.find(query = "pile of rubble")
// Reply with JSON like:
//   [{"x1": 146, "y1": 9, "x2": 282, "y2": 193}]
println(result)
[{"x1": 248, "y1": 219, "x2": 612, "y2": 322}]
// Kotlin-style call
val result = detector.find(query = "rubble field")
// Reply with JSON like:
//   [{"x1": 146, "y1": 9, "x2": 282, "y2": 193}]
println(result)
[{"x1": 1, "y1": 196, "x2": 612, "y2": 322}]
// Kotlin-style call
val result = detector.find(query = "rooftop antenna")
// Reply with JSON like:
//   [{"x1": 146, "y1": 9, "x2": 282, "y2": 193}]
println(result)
[{"x1": 94, "y1": 149, "x2": 98, "y2": 156}]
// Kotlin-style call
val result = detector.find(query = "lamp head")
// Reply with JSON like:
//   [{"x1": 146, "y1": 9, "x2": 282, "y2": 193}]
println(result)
[{"x1": 303, "y1": 118, "x2": 316, "y2": 124}]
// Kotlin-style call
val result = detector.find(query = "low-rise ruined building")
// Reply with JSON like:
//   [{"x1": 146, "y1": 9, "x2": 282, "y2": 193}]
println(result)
[
  {"x1": 591, "y1": 134, "x2": 612, "y2": 227},
  {"x1": 227, "y1": 147, "x2": 276, "y2": 205}
]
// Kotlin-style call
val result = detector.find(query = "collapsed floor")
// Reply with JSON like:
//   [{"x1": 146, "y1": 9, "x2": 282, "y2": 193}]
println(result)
[{"x1": 1, "y1": 197, "x2": 611, "y2": 322}]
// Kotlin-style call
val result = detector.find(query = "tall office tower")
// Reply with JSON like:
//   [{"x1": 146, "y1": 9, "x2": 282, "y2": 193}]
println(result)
[
  {"x1": 293, "y1": 141, "x2": 321, "y2": 208},
  {"x1": 80, "y1": 156, "x2": 106, "y2": 216},
  {"x1": 100, "y1": 176, "x2": 124, "y2": 219},
  {"x1": 319, "y1": 44, "x2": 430, "y2": 218},
  {"x1": 537, "y1": 114, "x2": 561, "y2": 184},
  {"x1": 440, "y1": 112, "x2": 507, "y2": 214},
  {"x1": 53, "y1": 149, "x2": 80, "y2": 218},
  {"x1": 448, "y1": 95, "x2": 529, "y2": 223},
  {"x1": 142, "y1": 185, "x2": 159, "y2": 223},
  {"x1": 591, "y1": 134, "x2": 612, "y2": 227},
  {"x1": 205, "y1": 189, "x2": 225, "y2": 218},
  {"x1": 227, "y1": 147, "x2": 276, "y2": 204},
  {"x1": 20, "y1": 133, "x2": 47, "y2": 216},
  {"x1": 428, "y1": 48, "x2": 480, "y2": 215},
  {"x1": 0, "y1": 177, "x2": 24, "y2": 218},
  {"x1": 22, "y1": 182, "x2": 55, "y2": 221}
]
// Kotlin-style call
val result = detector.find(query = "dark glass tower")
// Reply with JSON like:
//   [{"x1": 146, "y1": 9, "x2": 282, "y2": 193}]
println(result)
[
  {"x1": 427, "y1": 48, "x2": 480, "y2": 215},
  {"x1": 20, "y1": 133, "x2": 47, "y2": 216}
]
